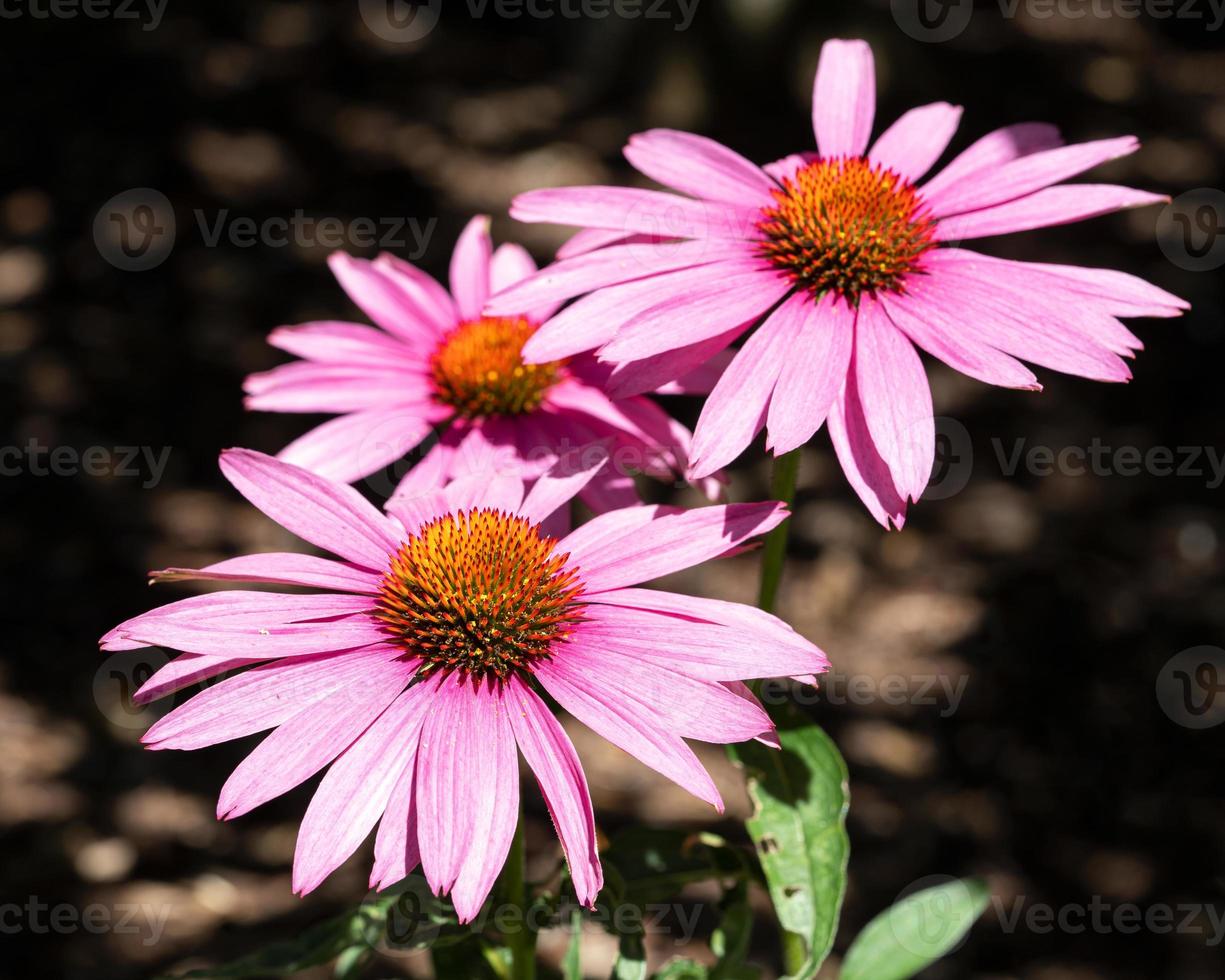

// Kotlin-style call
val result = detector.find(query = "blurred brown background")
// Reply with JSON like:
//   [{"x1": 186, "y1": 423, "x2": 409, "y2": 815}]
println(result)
[{"x1": 2, "y1": 0, "x2": 1224, "y2": 977}]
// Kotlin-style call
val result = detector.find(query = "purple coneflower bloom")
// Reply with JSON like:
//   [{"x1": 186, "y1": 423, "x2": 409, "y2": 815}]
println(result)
[
  {"x1": 100, "y1": 449, "x2": 827, "y2": 920},
  {"x1": 498, "y1": 38, "x2": 1187, "y2": 527},
  {"x1": 245, "y1": 216, "x2": 724, "y2": 511}
]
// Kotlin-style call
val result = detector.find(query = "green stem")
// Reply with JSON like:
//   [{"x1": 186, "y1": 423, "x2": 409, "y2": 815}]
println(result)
[
  {"x1": 757, "y1": 448, "x2": 802, "y2": 614},
  {"x1": 757, "y1": 448, "x2": 810, "y2": 976},
  {"x1": 502, "y1": 813, "x2": 536, "y2": 980}
]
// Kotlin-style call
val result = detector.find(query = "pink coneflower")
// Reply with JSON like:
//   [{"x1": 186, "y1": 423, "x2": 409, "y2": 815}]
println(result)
[
  {"x1": 245, "y1": 216, "x2": 723, "y2": 511},
  {"x1": 497, "y1": 38, "x2": 1188, "y2": 527},
  {"x1": 100, "y1": 449, "x2": 827, "y2": 919}
]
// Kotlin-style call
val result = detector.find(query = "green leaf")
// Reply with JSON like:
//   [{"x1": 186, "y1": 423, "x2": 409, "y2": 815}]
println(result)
[
  {"x1": 156, "y1": 894, "x2": 398, "y2": 979},
  {"x1": 601, "y1": 828, "x2": 748, "y2": 907},
  {"x1": 728, "y1": 702, "x2": 850, "y2": 979},
  {"x1": 653, "y1": 958, "x2": 710, "y2": 979},
  {"x1": 840, "y1": 877, "x2": 990, "y2": 980},
  {"x1": 710, "y1": 881, "x2": 760, "y2": 980},
  {"x1": 611, "y1": 929, "x2": 648, "y2": 980},
  {"x1": 563, "y1": 908, "x2": 584, "y2": 980}
]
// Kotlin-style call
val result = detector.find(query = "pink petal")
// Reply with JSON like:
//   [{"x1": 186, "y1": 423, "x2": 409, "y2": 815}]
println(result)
[
  {"x1": 922, "y1": 251, "x2": 1134, "y2": 381},
  {"x1": 133, "y1": 653, "x2": 250, "y2": 706},
  {"x1": 853, "y1": 299, "x2": 935, "y2": 504},
  {"x1": 936, "y1": 184, "x2": 1167, "y2": 240},
  {"x1": 578, "y1": 602, "x2": 828, "y2": 681},
  {"x1": 921, "y1": 122, "x2": 1063, "y2": 199},
  {"x1": 293, "y1": 683, "x2": 434, "y2": 895},
  {"x1": 244, "y1": 362, "x2": 434, "y2": 414},
  {"x1": 688, "y1": 308, "x2": 795, "y2": 479},
  {"x1": 926, "y1": 136, "x2": 1140, "y2": 219},
  {"x1": 534, "y1": 660, "x2": 723, "y2": 810},
  {"x1": 450, "y1": 216, "x2": 494, "y2": 320},
  {"x1": 880, "y1": 284, "x2": 1042, "y2": 390},
  {"x1": 827, "y1": 361, "x2": 908, "y2": 530},
  {"x1": 504, "y1": 676, "x2": 602, "y2": 907},
  {"x1": 328, "y1": 253, "x2": 445, "y2": 348},
  {"x1": 995, "y1": 260, "x2": 1187, "y2": 318},
  {"x1": 415, "y1": 675, "x2": 519, "y2": 922},
  {"x1": 511, "y1": 186, "x2": 760, "y2": 241},
  {"x1": 216, "y1": 653, "x2": 417, "y2": 820},
  {"x1": 277, "y1": 407, "x2": 439, "y2": 484},
  {"x1": 143, "y1": 645, "x2": 406, "y2": 751},
  {"x1": 598, "y1": 265, "x2": 789, "y2": 362},
  {"x1": 370, "y1": 741, "x2": 422, "y2": 890},
  {"x1": 267, "y1": 321, "x2": 421, "y2": 365},
  {"x1": 374, "y1": 252, "x2": 460, "y2": 335},
  {"x1": 550, "y1": 635, "x2": 773, "y2": 742},
  {"x1": 765, "y1": 292, "x2": 854, "y2": 456},
  {"x1": 523, "y1": 260, "x2": 759, "y2": 364},
  {"x1": 518, "y1": 446, "x2": 610, "y2": 526},
  {"x1": 442, "y1": 470, "x2": 526, "y2": 514},
  {"x1": 812, "y1": 39, "x2": 876, "y2": 158},
  {"x1": 487, "y1": 238, "x2": 750, "y2": 317},
  {"x1": 560, "y1": 502, "x2": 787, "y2": 594},
  {"x1": 220, "y1": 449, "x2": 402, "y2": 571},
  {"x1": 868, "y1": 102, "x2": 962, "y2": 182},
  {"x1": 101, "y1": 591, "x2": 379, "y2": 656},
  {"x1": 148, "y1": 553, "x2": 383, "y2": 595},
  {"x1": 647, "y1": 345, "x2": 738, "y2": 396},
  {"x1": 489, "y1": 242, "x2": 538, "y2": 292},
  {"x1": 555, "y1": 227, "x2": 637, "y2": 259},
  {"x1": 624, "y1": 129, "x2": 776, "y2": 204}
]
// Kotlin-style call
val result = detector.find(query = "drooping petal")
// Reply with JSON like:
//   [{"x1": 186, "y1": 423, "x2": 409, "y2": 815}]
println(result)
[
  {"x1": 148, "y1": 553, "x2": 383, "y2": 595},
  {"x1": 370, "y1": 741, "x2": 422, "y2": 890},
  {"x1": 936, "y1": 184, "x2": 1167, "y2": 240},
  {"x1": 219, "y1": 449, "x2": 402, "y2": 571},
  {"x1": 293, "y1": 682, "x2": 434, "y2": 895},
  {"x1": 450, "y1": 216, "x2": 494, "y2": 320},
  {"x1": 868, "y1": 102, "x2": 962, "y2": 183},
  {"x1": 599, "y1": 265, "x2": 789, "y2": 362},
  {"x1": 415, "y1": 675, "x2": 519, "y2": 922},
  {"x1": 827, "y1": 360, "x2": 908, "y2": 530},
  {"x1": 215, "y1": 653, "x2": 417, "y2": 819},
  {"x1": 534, "y1": 660, "x2": 723, "y2": 810},
  {"x1": 142, "y1": 645, "x2": 404, "y2": 750},
  {"x1": 852, "y1": 299, "x2": 935, "y2": 504},
  {"x1": 559, "y1": 502, "x2": 787, "y2": 594},
  {"x1": 504, "y1": 676, "x2": 602, "y2": 908},
  {"x1": 624, "y1": 129, "x2": 776, "y2": 204},
  {"x1": 812, "y1": 38, "x2": 876, "y2": 158},
  {"x1": 575, "y1": 603, "x2": 828, "y2": 682},
  {"x1": 688, "y1": 304, "x2": 796, "y2": 478},
  {"x1": 765, "y1": 292, "x2": 855, "y2": 456},
  {"x1": 277, "y1": 406, "x2": 440, "y2": 484}
]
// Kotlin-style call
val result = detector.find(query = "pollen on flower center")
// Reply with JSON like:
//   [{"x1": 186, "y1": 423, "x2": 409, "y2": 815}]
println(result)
[
  {"x1": 757, "y1": 157, "x2": 937, "y2": 303},
  {"x1": 430, "y1": 316, "x2": 564, "y2": 418},
  {"x1": 375, "y1": 508, "x2": 585, "y2": 682}
]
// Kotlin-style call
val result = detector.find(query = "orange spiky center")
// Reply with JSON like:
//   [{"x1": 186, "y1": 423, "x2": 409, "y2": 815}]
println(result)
[
  {"x1": 375, "y1": 508, "x2": 585, "y2": 681},
  {"x1": 430, "y1": 316, "x2": 564, "y2": 418},
  {"x1": 757, "y1": 157, "x2": 937, "y2": 303}
]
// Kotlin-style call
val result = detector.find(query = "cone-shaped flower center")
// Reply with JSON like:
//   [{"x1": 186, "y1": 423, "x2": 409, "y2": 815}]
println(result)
[
  {"x1": 430, "y1": 316, "x2": 564, "y2": 418},
  {"x1": 758, "y1": 157, "x2": 937, "y2": 303},
  {"x1": 375, "y1": 508, "x2": 585, "y2": 682}
]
